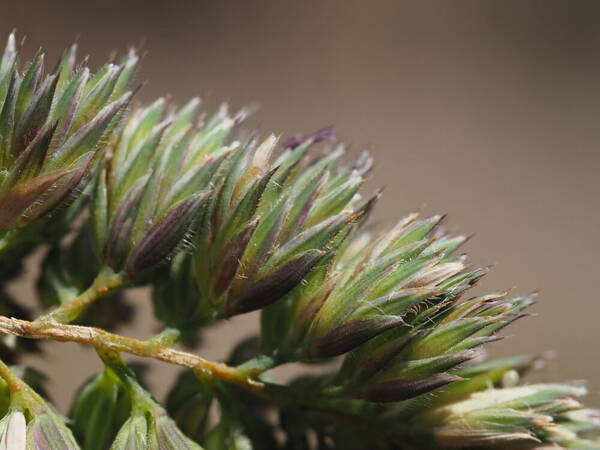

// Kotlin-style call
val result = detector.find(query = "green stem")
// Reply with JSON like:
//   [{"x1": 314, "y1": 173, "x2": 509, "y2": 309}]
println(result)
[
  {"x1": 33, "y1": 266, "x2": 126, "y2": 326},
  {"x1": 96, "y1": 347, "x2": 158, "y2": 414},
  {"x1": 0, "y1": 359, "x2": 46, "y2": 415},
  {"x1": 0, "y1": 359, "x2": 22, "y2": 393},
  {"x1": 235, "y1": 354, "x2": 277, "y2": 378},
  {"x1": 146, "y1": 328, "x2": 181, "y2": 348}
]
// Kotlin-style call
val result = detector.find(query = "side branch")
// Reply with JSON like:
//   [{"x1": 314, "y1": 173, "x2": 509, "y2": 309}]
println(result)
[
  {"x1": 34, "y1": 268, "x2": 125, "y2": 325},
  {"x1": 0, "y1": 316, "x2": 264, "y2": 392}
]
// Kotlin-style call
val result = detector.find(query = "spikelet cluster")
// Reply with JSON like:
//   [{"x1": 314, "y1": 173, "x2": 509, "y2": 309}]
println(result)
[{"x1": 0, "y1": 33, "x2": 597, "y2": 450}]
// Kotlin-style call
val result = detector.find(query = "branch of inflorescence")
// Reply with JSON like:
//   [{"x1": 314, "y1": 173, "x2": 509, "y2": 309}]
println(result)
[
  {"x1": 33, "y1": 267, "x2": 127, "y2": 326},
  {"x1": 0, "y1": 315, "x2": 265, "y2": 392},
  {"x1": 0, "y1": 316, "x2": 385, "y2": 436}
]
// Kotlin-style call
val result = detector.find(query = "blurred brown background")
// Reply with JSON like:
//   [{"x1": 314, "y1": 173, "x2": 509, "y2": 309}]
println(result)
[{"x1": 1, "y1": 0, "x2": 600, "y2": 411}]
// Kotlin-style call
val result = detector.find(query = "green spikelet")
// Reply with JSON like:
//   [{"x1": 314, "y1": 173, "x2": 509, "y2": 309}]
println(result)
[
  {"x1": 261, "y1": 213, "x2": 481, "y2": 362},
  {"x1": 106, "y1": 369, "x2": 201, "y2": 450},
  {"x1": 0, "y1": 368, "x2": 80, "y2": 449},
  {"x1": 92, "y1": 99, "x2": 236, "y2": 277},
  {"x1": 69, "y1": 370, "x2": 123, "y2": 450},
  {"x1": 0, "y1": 34, "x2": 136, "y2": 259},
  {"x1": 154, "y1": 128, "x2": 376, "y2": 331},
  {"x1": 0, "y1": 34, "x2": 135, "y2": 232},
  {"x1": 166, "y1": 370, "x2": 213, "y2": 444}
]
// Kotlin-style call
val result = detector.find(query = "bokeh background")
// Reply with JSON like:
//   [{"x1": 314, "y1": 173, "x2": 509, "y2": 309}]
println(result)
[{"x1": 1, "y1": 0, "x2": 599, "y2": 411}]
